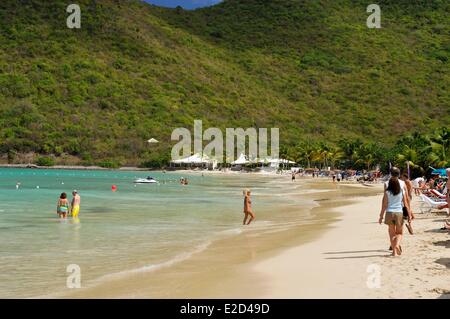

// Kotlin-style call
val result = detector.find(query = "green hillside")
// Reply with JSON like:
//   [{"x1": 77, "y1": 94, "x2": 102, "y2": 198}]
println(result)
[{"x1": 0, "y1": 0, "x2": 448, "y2": 167}]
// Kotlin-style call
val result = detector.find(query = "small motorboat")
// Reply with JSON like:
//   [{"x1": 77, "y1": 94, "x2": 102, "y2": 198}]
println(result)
[{"x1": 134, "y1": 176, "x2": 158, "y2": 184}]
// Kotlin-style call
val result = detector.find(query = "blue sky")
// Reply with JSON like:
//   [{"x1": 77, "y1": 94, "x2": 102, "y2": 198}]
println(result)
[{"x1": 143, "y1": 0, "x2": 222, "y2": 10}]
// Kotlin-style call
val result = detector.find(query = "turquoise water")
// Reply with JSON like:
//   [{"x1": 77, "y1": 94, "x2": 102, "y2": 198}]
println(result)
[{"x1": 0, "y1": 168, "x2": 312, "y2": 298}]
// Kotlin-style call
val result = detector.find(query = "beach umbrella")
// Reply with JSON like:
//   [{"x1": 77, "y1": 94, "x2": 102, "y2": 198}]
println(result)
[{"x1": 431, "y1": 168, "x2": 447, "y2": 177}]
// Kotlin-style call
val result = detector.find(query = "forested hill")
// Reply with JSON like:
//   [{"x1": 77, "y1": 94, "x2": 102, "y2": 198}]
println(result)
[{"x1": 0, "y1": 0, "x2": 448, "y2": 166}]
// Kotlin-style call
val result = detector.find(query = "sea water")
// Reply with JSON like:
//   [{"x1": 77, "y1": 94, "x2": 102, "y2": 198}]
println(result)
[{"x1": 0, "y1": 168, "x2": 314, "y2": 298}]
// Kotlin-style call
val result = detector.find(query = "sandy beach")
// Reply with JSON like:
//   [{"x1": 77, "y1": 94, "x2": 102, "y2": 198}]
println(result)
[
  {"x1": 51, "y1": 178, "x2": 449, "y2": 299},
  {"x1": 254, "y1": 190, "x2": 450, "y2": 299}
]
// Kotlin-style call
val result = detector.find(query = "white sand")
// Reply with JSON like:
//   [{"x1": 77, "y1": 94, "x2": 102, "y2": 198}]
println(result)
[{"x1": 253, "y1": 191, "x2": 450, "y2": 299}]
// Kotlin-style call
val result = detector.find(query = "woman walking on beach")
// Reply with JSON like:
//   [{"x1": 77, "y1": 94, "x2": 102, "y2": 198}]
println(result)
[
  {"x1": 401, "y1": 173, "x2": 413, "y2": 201},
  {"x1": 243, "y1": 189, "x2": 255, "y2": 225},
  {"x1": 401, "y1": 173, "x2": 415, "y2": 224},
  {"x1": 379, "y1": 168, "x2": 412, "y2": 256},
  {"x1": 57, "y1": 192, "x2": 69, "y2": 219}
]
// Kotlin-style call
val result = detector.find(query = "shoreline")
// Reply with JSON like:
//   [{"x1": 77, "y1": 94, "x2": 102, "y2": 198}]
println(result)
[
  {"x1": 0, "y1": 164, "x2": 149, "y2": 171},
  {"x1": 53, "y1": 180, "x2": 384, "y2": 298},
  {"x1": 21, "y1": 177, "x2": 448, "y2": 299}
]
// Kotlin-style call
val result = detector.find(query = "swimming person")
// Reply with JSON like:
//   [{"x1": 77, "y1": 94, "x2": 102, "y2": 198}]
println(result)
[
  {"x1": 243, "y1": 189, "x2": 255, "y2": 225},
  {"x1": 379, "y1": 167, "x2": 412, "y2": 257},
  {"x1": 57, "y1": 192, "x2": 69, "y2": 219},
  {"x1": 71, "y1": 190, "x2": 81, "y2": 218}
]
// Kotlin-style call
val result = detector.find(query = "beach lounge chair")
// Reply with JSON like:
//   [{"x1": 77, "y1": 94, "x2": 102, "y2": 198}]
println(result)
[
  {"x1": 429, "y1": 189, "x2": 447, "y2": 200},
  {"x1": 418, "y1": 194, "x2": 447, "y2": 214}
]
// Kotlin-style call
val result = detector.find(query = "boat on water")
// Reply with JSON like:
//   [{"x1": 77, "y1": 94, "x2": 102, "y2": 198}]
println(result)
[{"x1": 134, "y1": 176, "x2": 158, "y2": 184}]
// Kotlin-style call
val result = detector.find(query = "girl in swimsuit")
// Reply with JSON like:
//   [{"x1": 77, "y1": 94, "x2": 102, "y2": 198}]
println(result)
[
  {"x1": 243, "y1": 189, "x2": 255, "y2": 225},
  {"x1": 57, "y1": 192, "x2": 69, "y2": 219}
]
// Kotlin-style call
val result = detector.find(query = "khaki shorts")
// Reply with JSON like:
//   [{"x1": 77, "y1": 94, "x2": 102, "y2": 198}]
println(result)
[{"x1": 384, "y1": 212, "x2": 404, "y2": 227}]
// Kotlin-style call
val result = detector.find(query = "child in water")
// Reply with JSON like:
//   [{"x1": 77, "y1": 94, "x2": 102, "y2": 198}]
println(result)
[{"x1": 57, "y1": 192, "x2": 69, "y2": 219}]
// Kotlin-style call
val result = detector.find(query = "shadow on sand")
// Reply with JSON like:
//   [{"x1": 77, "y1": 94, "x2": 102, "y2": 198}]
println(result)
[
  {"x1": 435, "y1": 258, "x2": 450, "y2": 269},
  {"x1": 433, "y1": 240, "x2": 450, "y2": 248},
  {"x1": 324, "y1": 249, "x2": 388, "y2": 259},
  {"x1": 325, "y1": 254, "x2": 388, "y2": 260},
  {"x1": 324, "y1": 249, "x2": 386, "y2": 254}
]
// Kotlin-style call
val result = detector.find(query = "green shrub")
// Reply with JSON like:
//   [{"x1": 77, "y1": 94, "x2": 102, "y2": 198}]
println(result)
[
  {"x1": 36, "y1": 156, "x2": 55, "y2": 166},
  {"x1": 98, "y1": 160, "x2": 121, "y2": 169}
]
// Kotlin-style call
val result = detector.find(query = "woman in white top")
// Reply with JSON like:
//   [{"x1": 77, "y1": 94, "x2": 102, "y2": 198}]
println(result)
[{"x1": 379, "y1": 167, "x2": 412, "y2": 257}]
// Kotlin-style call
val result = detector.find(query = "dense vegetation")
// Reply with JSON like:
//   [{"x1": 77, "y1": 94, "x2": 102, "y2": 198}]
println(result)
[{"x1": 0, "y1": 0, "x2": 448, "y2": 169}]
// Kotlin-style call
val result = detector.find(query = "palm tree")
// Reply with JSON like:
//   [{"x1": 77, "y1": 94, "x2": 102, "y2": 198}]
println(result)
[
  {"x1": 298, "y1": 143, "x2": 317, "y2": 168},
  {"x1": 427, "y1": 142, "x2": 449, "y2": 167},
  {"x1": 355, "y1": 143, "x2": 381, "y2": 171},
  {"x1": 338, "y1": 139, "x2": 360, "y2": 168},
  {"x1": 314, "y1": 143, "x2": 333, "y2": 169},
  {"x1": 396, "y1": 145, "x2": 423, "y2": 172},
  {"x1": 329, "y1": 147, "x2": 345, "y2": 169},
  {"x1": 429, "y1": 127, "x2": 450, "y2": 166},
  {"x1": 289, "y1": 145, "x2": 303, "y2": 164}
]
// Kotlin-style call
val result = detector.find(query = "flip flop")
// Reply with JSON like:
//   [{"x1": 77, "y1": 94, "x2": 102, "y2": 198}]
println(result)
[{"x1": 405, "y1": 223, "x2": 414, "y2": 235}]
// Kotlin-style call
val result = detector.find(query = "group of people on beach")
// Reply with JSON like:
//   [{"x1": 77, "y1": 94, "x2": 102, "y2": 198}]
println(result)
[
  {"x1": 413, "y1": 174, "x2": 447, "y2": 195},
  {"x1": 410, "y1": 172, "x2": 449, "y2": 222},
  {"x1": 56, "y1": 190, "x2": 81, "y2": 219},
  {"x1": 332, "y1": 172, "x2": 345, "y2": 182},
  {"x1": 379, "y1": 167, "x2": 449, "y2": 257}
]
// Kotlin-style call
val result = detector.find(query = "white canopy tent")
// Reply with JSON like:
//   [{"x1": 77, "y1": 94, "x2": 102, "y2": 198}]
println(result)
[
  {"x1": 278, "y1": 158, "x2": 296, "y2": 164},
  {"x1": 171, "y1": 153, "x2": 209, "y2": 164},
  {"x1": 257, "y1": 157, "x2": 296, "y2": 171},
  {"x1": 170, "y1": 154, "x2": 219, "y2": 170},
  {"x1": 259, "y1": 158, "x2": 295, "y2": 165},
  {"x1": 231, "y1": 153, "x2": 250, "y2": 165}
]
